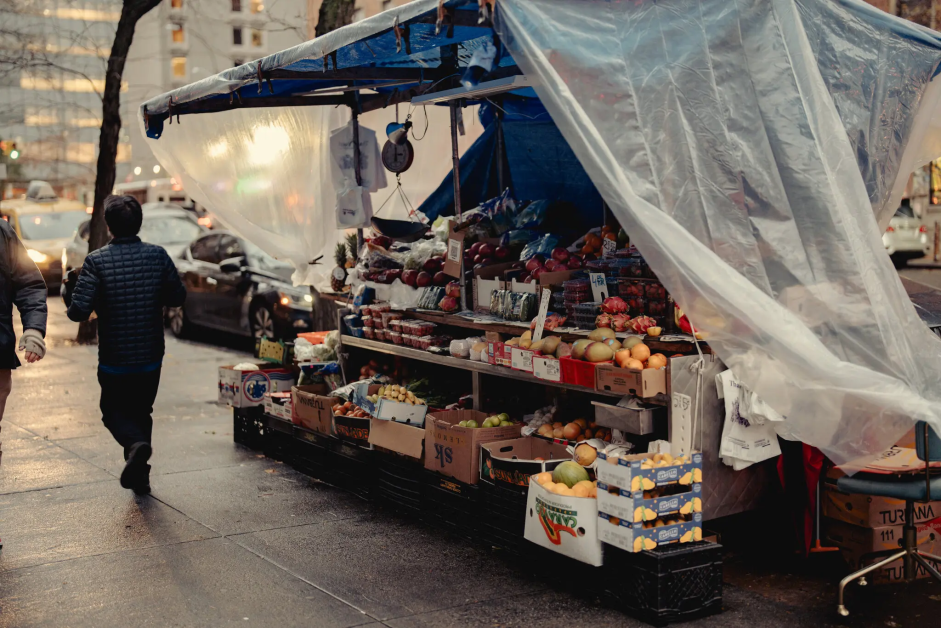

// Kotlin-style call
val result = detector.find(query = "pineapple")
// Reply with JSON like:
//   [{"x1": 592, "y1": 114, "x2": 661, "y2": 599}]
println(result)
[
  {"x1": 331, "y1": 241, "x2": 348, "y2": 292},
  {"x1": 345, "y1": 232, "x2": 359, "y2": 269}
]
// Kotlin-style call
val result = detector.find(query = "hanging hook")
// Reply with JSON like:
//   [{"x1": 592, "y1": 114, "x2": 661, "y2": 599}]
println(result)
[{"x1": 394, "y1": 15, "x2": 402, "y2": 53}]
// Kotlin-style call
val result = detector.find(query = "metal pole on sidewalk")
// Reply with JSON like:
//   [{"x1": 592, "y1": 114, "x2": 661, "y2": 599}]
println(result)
[
  {"x1": 351, "y1": 109, "x2": 364, "y2": 253},
  {"x1": 934, "y1": 222, "x2": 939, "y2": 263},
  {"x1": 450, "y1": 100, "x2": 467, "y2": 312}
]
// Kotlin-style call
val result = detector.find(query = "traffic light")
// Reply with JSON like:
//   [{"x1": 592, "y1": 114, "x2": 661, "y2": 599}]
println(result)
[{"x1": 9, "y1": 143, "x2": 18, "y2": 160}]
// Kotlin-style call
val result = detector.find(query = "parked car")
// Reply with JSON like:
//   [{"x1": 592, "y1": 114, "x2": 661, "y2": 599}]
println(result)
[
  {"x1": 0, "y1": 181, "x2": 90, "y2": 289},
  {"x1": 168, "y1": 232, "x2": 313, "y2": 340},
  {"x1": 884, "y1": 202, "x2": 930, "y2": 266},
  {"x1": 61, "y1": 205, "x2": 204, "y2": 306}
]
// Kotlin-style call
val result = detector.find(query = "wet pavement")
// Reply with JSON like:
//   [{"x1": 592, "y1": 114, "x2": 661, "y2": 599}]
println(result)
[{"x1": 0, "y1": 298, "x2": 939, "y2": 627}]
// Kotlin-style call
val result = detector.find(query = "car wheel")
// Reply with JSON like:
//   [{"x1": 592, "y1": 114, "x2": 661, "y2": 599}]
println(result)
[
  {"x1": 250, "y1": 303, "x2": 277, "y2": 340},
  {"x1": 168, "y1": 306, "x2": 192, "y2": 339}
]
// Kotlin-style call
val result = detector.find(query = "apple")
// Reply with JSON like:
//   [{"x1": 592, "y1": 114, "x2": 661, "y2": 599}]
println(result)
[
  {"x1": 567, "y1": 256, "x2": 583, "y2": 269},
  {"x1": 551, "y1": 247, "x2": 570, "y2": 263},
  {"x1": 525, "y1": 256, "x2": 544, "y2": 272},
  {"x1": 469, "y1": 241, "x2": 483, "y2": 255},
  {"x1": 545, "y1": 259, "x2": 559, "y2": 271},
  {"x1": 532, "y1": 266, "x2": 546, "y2": 279},
  {"x1": 494, "y1": 246, "x2": 510, "y2": 260},
  {"x1": 402, "y1": 269, "x2": 418, "y2": 287},
  {"x1": 416, "y1": 271, "x2": 432, "y2": 287},
  {"x1": 423, "y1": 257, "x2": 442, "y2": 272},
  {"x1": 433, "y1": 271, "x2": 449, "y2": 285},
  {"x1": 479, "y1": 257, "x2": 492, "y2": 266},
  {"x1": 478, "y1": 243, "x2": 495, "y2": 257}
]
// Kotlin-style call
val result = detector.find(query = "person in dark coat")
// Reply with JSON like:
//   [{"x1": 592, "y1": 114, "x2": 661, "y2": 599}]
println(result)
[
  {"x1": 68, "y1": 195, "x2": 186, "y2": 494},
  {"x1": 0, "y1": 217, "x2": 48, "y2": 428}
]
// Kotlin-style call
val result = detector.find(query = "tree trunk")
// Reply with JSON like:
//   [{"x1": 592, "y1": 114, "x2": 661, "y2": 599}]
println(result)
[
  {"x1": 77, "y1": 0, "x2": 161, "y2": 344},
  {"x1": 315, "y1": 0, "x2": 355, "y2": 37}
]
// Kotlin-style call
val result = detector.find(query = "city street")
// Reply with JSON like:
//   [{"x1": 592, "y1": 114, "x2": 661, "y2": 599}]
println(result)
[{"x1": 0, "y1": 295, "x2": 937, "y2": 628}]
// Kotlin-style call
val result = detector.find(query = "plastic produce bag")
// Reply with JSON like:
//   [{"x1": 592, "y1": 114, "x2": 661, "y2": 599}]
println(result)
[
  {"x1": 497, "y1": 0, "x2": 941, "y2": 464},
  {"x1": 520, "y1": 233, "x2": 560, "y2": 261}
]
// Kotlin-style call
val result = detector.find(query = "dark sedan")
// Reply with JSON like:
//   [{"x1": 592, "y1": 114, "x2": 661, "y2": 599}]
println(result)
[{"x1": 168, "y1": 232, "x2": 313, "y2": 340}]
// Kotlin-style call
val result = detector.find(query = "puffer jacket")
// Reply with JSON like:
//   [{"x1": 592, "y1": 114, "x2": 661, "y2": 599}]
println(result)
[
  {"x1": 0, "y1": 219, "x2": 47, "y2": 369},
  {"x1": 67, "y1": 236, "x2": 186, "y2": 367}
]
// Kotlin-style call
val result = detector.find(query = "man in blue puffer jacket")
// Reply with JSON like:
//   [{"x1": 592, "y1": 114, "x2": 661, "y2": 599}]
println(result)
[{"x1": 68, "y1": 195, "x2": 186, "y2": 495}]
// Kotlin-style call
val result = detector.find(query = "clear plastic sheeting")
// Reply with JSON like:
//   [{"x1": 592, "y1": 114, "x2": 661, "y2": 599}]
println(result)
[
  {"x1": 141, "y1": 105, "x2": 481, "y2": 288},
  {"x1": 497, "y1": 0, "x2": 941, "y2": 464}
]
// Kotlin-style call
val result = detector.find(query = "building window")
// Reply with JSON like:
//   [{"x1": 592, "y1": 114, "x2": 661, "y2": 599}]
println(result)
[
  {"x1": 25, "y1": 106, "x2": 59, "y2": 126},
  {"x1": 250, "y1": 0, "x2": 263, "y2": 13},
  {"x1": 170, "y1": 0, "x2": 183, "y2": 8},
  {"x1": 251, "y1": 29, "x2": 263, "y2": 47},
  {"x1": 171, "y1": 24, "x2": 184, "y2": 44},
  {"x1": 231, "y1": 0, "x2": 241, "y2": 11},
  {"x1": 171, "y1": 57, "x2": 187, "y2": 78},
  {"x1": 67, "y1": 143, "x2": 97, "y2": 164},
  {"x1": 116, "y1": 144, "x2": 132, "y2": 163},
  {"x1": 233, "y1": 27, "x2": 243, "y2": 45},
  {"x1": 352, "y1": 8, "x2": 365, "y2": 22},
  {"x1": 69, "y1": 116, "x2": 102, "y2": 128},
  {"x1": 382, "y1": 0, "x2": 393, "y2": 11}
]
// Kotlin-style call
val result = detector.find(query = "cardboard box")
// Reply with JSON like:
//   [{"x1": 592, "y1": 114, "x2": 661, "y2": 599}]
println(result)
[
  {"x1": 218, "y1": 365, "x2": 294, "y2": 408},
  {"x1": 475, "y1": 276, "x2": 505, "y2": 313},
  {"x1": 510, "y1": 347, "x2": 539, "y2": 373},
  {"x1": 823, "y1": 481, "x2": 941, "y2": 528},
  {"x1": 375, "y1": 396, "x2": 428, "y2": 427},
  {"x1": 524, "y1": 478, "x2": 603, "y2": 566},
  {"x1": 596, "y1": 451, "x2": 704, "y2": 492},
  {"x1": 424, "y1": 410, "x2": 522, "y2": 484},
  {"x1": 334, "y1": 413, "x2": 372, "y2": 449},
  {"x1": 263, "y1": 392, "x2": 293, "y2": 422},
  {"x1": 291, "y1": 384, "x2": 334, "y2": 435},
  {"x1": 595, "y1": 364, "x2": 667, "y2": 397},
  {"x1": 532, "y1": 356, "x2": 561, "y2": 382},
  {"x1": 599, "y1": 511, "x2": 703, "y2": 553},
  {"x1": 479, "y1": 437, "x2": 571, "y2": 488},
  {"x1": 487, "y1": 341, "x2": 512, "y2": 367},
  {"x1": 825, "y1": 518, "x2": 941, "y2": 583},
  {"x1": 369, "y1": 419, "x2": 424, "y2": 461},
  {"x1": 596, "y1": 481, "x2": 702, "y2": 522}
]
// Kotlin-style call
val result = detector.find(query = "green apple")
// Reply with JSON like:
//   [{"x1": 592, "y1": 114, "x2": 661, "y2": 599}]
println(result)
[
  {"x1": 466, "y1": 420, "x2": 478, "y2": 428},
  {"x1": 458, "y1": 420, "x2": 468, "y2": 427},
  {"x1": 498, "y1": 413, "x2": 510, "y2": 422}
]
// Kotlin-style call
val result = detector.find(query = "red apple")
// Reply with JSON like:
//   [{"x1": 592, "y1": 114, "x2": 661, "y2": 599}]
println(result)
[
  {"x1": 416, "y1": 271, "x2": 432, "y2": 287},
  {"x1": 479, "y1": 257, "x2": 492, "y2": 266},
  {"x1": 423, "y1": 257, "x2": 442, "y2": 272},
  {"x1": 525, "y1": 256, "x2": 544, "y2": 272},
  {"x1": 402, "y1": 270, "x2": 418, "y2": 287},
  {"x1": 478, "y1": 243, "x2": 495, "y2": 257},
  {"x1": 545, "y1": 259, "x2": 559, "y2": 272},
  {"x1": 551, "y1": 247, "x2": 570, "y2": 263},
  {"x1": 494, "y1": 246, "x2": 510, "y2": 260},
  {"x1": 433, "y1": 271, "x2": 449, "y2": 286},
  {"x1": 531, "y1": 266, "x2": 546, "y2": 279},
  {"x1": 567, "y1": 256, "x2": 583, "y2": 269}
]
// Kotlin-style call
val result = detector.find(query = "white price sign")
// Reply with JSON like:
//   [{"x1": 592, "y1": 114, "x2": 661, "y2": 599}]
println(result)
[
  {"x1": 602, "y1": 237, "x2": 616, "y2": 258},
  {"x1": 589, "y1": 272, "x2": 609, "y2": 302},
  {"x1": 531, "y1": 288, "x2": 552, "y2": 343},
  {"x1": 533, "y1": 357, "x2": 561, "y2": 382}
]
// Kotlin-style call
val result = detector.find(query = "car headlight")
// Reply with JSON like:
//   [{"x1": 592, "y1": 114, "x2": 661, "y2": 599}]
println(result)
[
  {"x1": 27, "y1": 249, "x2": 48, "y2": 264},
  {"x1": 278, "y1": 291, "x2": 313, "y2": 307}
]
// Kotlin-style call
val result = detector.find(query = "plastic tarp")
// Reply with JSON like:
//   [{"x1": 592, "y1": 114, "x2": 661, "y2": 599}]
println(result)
[{"x1": 497, "y1": 0, "x2": 941, "y2": 464}]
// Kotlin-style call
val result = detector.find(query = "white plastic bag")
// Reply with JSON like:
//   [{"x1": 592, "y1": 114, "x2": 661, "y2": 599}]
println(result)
[
  {"x1": 716, "y1": 370, "x2": 782, "y2": 469},
  {"x1": 336, "y1": 186, "x2": 369, "y2": 229}
]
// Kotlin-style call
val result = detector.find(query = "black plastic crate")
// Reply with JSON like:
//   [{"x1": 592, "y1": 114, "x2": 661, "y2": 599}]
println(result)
[
  {"x1": 292, "y1": 426, "x2": 334, "y2": 482},
  {"x1": 262, "y1": 414, "x2": 296, "y2": 464},
  {"x1": 478, "y1": 481, "x2": 528, "y2": 538},
  {"x1": 602, "y1": 542, "x2": 723, "y2": 626},
  {"x1": 233, "y1": 407, "x2": 265, "y2": 449},
  {"x1": 422, "y1": 472, "x2": 479, "y2": 534},
  {"x1": 374, "y1": 449, "x2": 424, "y2": 517},
  {"x1": 328, "y1": 440, "x2": 374, "y2": 501}
]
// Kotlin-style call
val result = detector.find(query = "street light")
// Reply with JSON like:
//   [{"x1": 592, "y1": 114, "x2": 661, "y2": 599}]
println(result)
[
  {"x1": 153, "y1": 165, "x2": 161, "y2": 174},
  {"x1": 134, "y1": 166, "x2": 141, "y2": 175}
]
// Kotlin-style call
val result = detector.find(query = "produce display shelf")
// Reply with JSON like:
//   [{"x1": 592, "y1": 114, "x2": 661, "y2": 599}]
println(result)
[{"x1": 341, "y1": 334, "x2": 623, "y2": 398}]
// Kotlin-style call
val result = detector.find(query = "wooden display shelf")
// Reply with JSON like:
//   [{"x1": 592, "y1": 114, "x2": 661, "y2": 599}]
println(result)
[{"x1": 341, "y1": 335, "x2": 623, "y2": 398}]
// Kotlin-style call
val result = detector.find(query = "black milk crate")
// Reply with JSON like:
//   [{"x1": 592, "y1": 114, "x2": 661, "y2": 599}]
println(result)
[
  {"x1": 262, "y1": 414, "x2": 296, "y2": 464},
  {"x1": 292, "y1": 426, "x2": 334, "y2": 482},
  {"x1": 327, "y1": 439, "x2": 375, "y2": 501},
  {"x1": 602, "y1": 542, "x2": 723, "y2": 626},
  {"x1": 422, "y1": 472, "x2": 479, "y2": 535},
  {"x1": 479, "y1": 481, "x2": 528, "y2": 538},
  {"x1": 374, "y1": 448, "x2": 424, "y2": 517},
  {"x1": 233, "y1": 407, "x2": 265, "y2": 449}
]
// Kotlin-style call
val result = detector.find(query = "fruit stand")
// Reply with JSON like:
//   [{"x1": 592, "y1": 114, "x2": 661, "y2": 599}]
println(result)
[{"x1": 146, "y1": 0, "x2": 941, "y2": 623}]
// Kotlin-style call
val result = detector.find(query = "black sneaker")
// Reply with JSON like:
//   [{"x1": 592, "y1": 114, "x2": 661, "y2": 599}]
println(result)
[
  {"x1": 120, "y1": 442, "x2": 152, "y2": 490},
  {"x1": 133, "y1": 464, "x2": 152, "y2": 496}
]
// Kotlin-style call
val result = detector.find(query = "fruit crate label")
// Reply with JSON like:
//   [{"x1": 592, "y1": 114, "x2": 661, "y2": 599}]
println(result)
[
  {"x1": 511, "y1": 348, "x2": 535, "y2": 372},
  {"x1": 531, "y1": 289, "x2": 552, "y2": 343},
  {"x1": 589, "y1": 272, "x2": 609, "y2": 302},
  {"x1": 533, "y1": 357, "x2": 561, "y2": 382}
]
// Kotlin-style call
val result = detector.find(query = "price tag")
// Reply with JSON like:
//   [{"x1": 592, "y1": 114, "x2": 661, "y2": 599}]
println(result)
[
  {"x1": 511, "y1": 348, "x2": 535, "y2": 372},
  {"x1": 533, "y1": 357, "x2": 561, "y2": 382},
  {"x1": 589, "y1": 272, "x2": 608, "y2": 302},
  {"x1": 602, "y1": 237, "x2": 616, "y2": 258},
  {"x1": 531, "y1": 288, "x2": 552, "y2": 343},
  {"x1": 672, "y1": 392, "x2": 693, "y2": 454}
]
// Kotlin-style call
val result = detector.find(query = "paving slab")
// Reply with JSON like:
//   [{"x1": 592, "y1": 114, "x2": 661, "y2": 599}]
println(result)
[
  {"x1": 148, "y1": 463, "x2": 366, "y2": 535},
  {"x1": 233, "y1": 513, "x2": 545, "y2": 620},
  {"x1": 5, "y1": 406, "x2": 104, "y2": 441},
  {"x1": 0, "y1": 537, "x2": 373, "y2": 628},
  {"x1": 57, "y1": 414, "x2": 253, "y2": 477},
  {"x1": 0, "y1": 481, "x2": 218, "y2": 571},
  {"x1": 0, "y1": 433, "x2": 113, "y2": 494}
]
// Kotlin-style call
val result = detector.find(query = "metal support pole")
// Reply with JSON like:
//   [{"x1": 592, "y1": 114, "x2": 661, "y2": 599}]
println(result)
[
  {"x1": 352, "y1": 109, "x2": 364, "y2": 252},
  {"x1": 450, "y1": 101, "x2": 467, "y2": 311},
  {"x1": 934, "y1": 221, "x2": 939, "y2": 262},
  {"x1": 495, "y1": 109, "x2": 505, "y2": 193}
]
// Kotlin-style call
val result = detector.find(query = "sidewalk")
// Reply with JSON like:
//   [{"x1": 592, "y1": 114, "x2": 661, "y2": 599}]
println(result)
[{"x1": 0, "y1": 300, "x2": 936, "y2": 627}]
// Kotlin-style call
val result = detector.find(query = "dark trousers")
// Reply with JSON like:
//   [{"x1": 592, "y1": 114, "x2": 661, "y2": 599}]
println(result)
[{"x1": 98, "y1": 368, "x2": 161, "y2": 459}]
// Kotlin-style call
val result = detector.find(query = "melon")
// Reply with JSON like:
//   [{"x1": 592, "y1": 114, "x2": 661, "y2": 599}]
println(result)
[{"x1": 552, "y1": 460, "x2": 591, "y2": 488}]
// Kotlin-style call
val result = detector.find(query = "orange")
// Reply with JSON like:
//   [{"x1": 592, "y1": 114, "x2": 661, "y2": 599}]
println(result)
[
  {"x1": 581, "y1": 244, "x2": 594, "y2": 254},
  {"x1": 604, "y1": 232, "x2": 617, "y2": 241}
]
